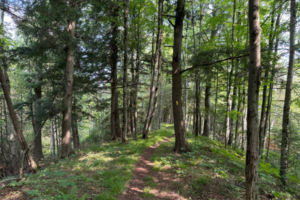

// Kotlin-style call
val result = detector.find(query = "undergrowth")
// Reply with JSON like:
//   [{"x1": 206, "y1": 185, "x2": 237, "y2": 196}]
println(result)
[
  {"x1": 150, "y1": 132, "x2": 300, "y2": 200},
  {"x1": 0, "y1": 124, "x2": 173, "y2": 200}
]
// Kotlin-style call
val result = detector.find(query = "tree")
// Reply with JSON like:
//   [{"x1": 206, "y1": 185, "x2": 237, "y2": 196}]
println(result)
[
  {"x1": 122, "y1": 0, "x2": 129, "y2": 143},
  {"x1": 280, "y1": 0, "x2": 296, "y2": 185},
  {"x1": 110, "y1": 0, "x2": 122, "y2": 140},
  {"x1": 61, "y1": 0, "x2": 77, "y2": 158},
  {"x1": 0, "y1": 66, "x2": 38, "y2": 171},
  {"x1": 143, "y1": 0, "x2": 164, "y2": 139},
  {"x1": 245, "y1": 0, "x2": 261, "y2": 198},
  {"x1": 172, "y1": 0, "x2": 189, "y2": 153}
]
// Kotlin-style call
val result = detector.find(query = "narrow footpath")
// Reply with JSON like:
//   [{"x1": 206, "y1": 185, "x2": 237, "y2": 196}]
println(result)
[{"x1": 119, "y1": 134, "x2": 185, "y2": 200}]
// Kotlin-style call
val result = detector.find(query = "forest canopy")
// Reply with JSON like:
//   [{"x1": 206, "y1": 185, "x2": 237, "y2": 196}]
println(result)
[{"x1": 0, "y1": 0, "x2": 300, "y2": 199}]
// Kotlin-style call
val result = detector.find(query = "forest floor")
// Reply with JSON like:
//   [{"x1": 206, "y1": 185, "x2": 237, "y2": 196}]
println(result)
[{"x1": 0, "y1": 124, "x2": 300, "y2": 200}]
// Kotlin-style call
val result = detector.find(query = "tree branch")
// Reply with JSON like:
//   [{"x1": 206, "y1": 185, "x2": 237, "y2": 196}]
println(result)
[
  {"x1": 167, "y1": 18, "x2": 175, "y2": 28},
  {"x1": 181, "y1": 54, "x2": 250, "y2": 74}
]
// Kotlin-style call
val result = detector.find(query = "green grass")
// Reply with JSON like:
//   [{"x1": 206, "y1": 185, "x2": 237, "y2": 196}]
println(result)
[
  {"x1": 3, "y1": 124, "x2": 300, "y2": 200},
  {"x1": 1, "y1": 124, "x2": 173, "y2": 200},
  {"x1": 150, "y1": 131, "x2": 300, "y2": 199}
]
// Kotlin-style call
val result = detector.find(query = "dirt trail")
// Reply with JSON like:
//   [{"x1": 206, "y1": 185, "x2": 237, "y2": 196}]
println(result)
[{"x1": 119, "y1": 134, "x2": 185, "y2": 200}]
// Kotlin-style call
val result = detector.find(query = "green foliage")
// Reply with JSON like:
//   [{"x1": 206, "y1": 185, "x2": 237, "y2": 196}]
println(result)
[
  {"x1": 26, "y1": 189, "x2": 40, "y2": 197},
  {"x1": 191, "y1": 176, "x2": 211, "y2": 191}
]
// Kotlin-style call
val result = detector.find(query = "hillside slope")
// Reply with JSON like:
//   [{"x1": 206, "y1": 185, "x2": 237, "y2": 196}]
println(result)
[{"x1": 0, "y1": 124, "x2": 299, "y2": 200}]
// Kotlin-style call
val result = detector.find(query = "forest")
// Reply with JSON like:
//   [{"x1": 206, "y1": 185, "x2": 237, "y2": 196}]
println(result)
[{"x1": 0, "y1": 0, "x2": 299, "y2": 199}]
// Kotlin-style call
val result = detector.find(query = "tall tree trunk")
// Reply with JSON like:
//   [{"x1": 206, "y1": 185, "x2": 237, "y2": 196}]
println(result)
[
  {"x1": 246, "y1": 0, "x2": 261, "y2": 198},
  {"x1": 172, "y1": 0, "x2": 189, "y2": 153},
  {"x1": 184, "y1": 19, "x2": 189, "y2": 129},
  {"x1": 133, "y1": 6, "x2": 141, "y2": 139},
  {"x1": 203, "y1": 78, "x2": 211, "y2": 137},
  {"x1": 241, "y1": 75, "x2": 246, "y2": 151},
  {"x1": 228, "y1": 73, "x2": 237, "y2": 146},
  {"x1": 280, "y1": 0, "x2": 295, "y2": 185},
  {"x1": 228, "y1": 0, "x2": 236, "y2": 147},
  {"x1": 263, "y1": 8, "x2": 282, "y2": 156},
  {"x1": 157, "y1": 72, "x2": 164, "y2": 130},
  {"x1": 122, "y1": 0, "x2": 129, "y2": 143},
  {"x1": 110, "y1": 3, "x2": 121, "y2": 140},
  {"x1": 235, "y1": 81, "x2": 241, "y2": 147},
  {"x1": 192, "y1": 0, "x2": 200, "y2": 136},
  {"x1": 259, "y1": 2, "x2": 276, "y2": 156},
  {"x1": 130, "y1": 51, "x2": 134, "y2": 134},
  {"x1": 61, "y1": 18, "x2": 76, "y2": 158},
  {"x1": 143, "y1": 0, "x2": 164, "y2": 138},
  {"x1": 213, "y1": 68, "x2": 219, "y2": 140},
  {"x1": 33, "y1": 70, "x2": 43, "y2": 160}
]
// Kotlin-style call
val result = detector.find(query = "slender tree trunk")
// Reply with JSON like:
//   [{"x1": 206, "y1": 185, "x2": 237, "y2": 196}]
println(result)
[
  {"x1": 228, "y1": 0, "x2": 236, "y2": 147},
  {"x1": 192, "y1": 0, "x2": 200, "y2": 136},
  {"x1": 0, "y1": 66, "x2": 38, "y2": 171},
  {"x1": 50, "y1": 119, "x2": 55, "y2": 156},
  {"x1": 241, "y1": 75, "x2": 246, "y2": 151},
  {"x1": 184, "y1": 20, "x2": 189, "y2": 129},
  {"x1": 225, "y1": 62, "x2": 233, "y2": 149},
  {"x1": 203, "y1": 78, "x2": 211, "y2": 137},
  {"x1": 172, "y1": 0, "x2": 189, "y2": 153},
  {"x1": 259, "y1": 2, "x2": 275, "y2": 156},
  {"x1": 71, "y1": 115, "x2": 76, "y2": 149},
  {"x1": 55, "y1": 116, "x2": 60, "y2": 156},
  {"x1": 235, "y1": 81, "x2": 241, "y2": 147},
  {"x1": 133, "y1": 6, "x2": 141, "y2": 139},
  {"x1": 130, "y1": 51, "x2": 134, "y2": 134},
  {"x1": 229, "y1": 72, "x2": 237, "y2": 146},
  {"x1": 61, "y1": 18, "x2": 76, "y2": 158},
  {"x1": 157, "y1": 72, "x2": 164, "y2": 130},
  {"x1": 280, "y1": 0, "x2": 295, "y2": 185},
  {"x1": 263, "y1": 8, "x2": 282, "y2": 156},
  {"x1": 122, "y1": 0, "x2": 129, "y2": 143},
  {"x1": 143, "y1": 0, "x2": 164, "y2": 138},
  {"x1": 213, "y1": 68, "x2": 219, "y2": 140},
  {"x1": 245, "y1": 0, "x2": 261, "y2": 198}
]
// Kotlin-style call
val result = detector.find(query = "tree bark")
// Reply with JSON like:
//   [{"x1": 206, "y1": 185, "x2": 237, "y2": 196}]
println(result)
[
  {"x1": 61, "y1": 18, "x2": 76, "y2": 158},
  {"x1": 245, "y1": 0, "x2": 261, "y2": 198},
  {"x1": 280, "y1": 0, "x2": 295, "y2": 185},
  {"x1": 130, "y1": 51, "x2": 134, "y2": 134},
  {"x1": 122, "y1": 0, "x2": 129, "y2": 143},
  {"x1": 203, "y1": 79, "x2": 211, "y2": 137},
  {"x1": 184, "y1": 19, "x2": 189, "y2": 129},
  {"x1": 110, "y1": 3, "x2": 121, "y2": 140},
  {"x1": 172, "y1": 0, "x2": 189, "y2": 153},
  {"x1": 33, "y1": 70, "x2": 43, "y2": 160}
]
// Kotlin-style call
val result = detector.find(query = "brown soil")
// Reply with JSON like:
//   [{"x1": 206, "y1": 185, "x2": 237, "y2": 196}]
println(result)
[{"x1": 119, "y1": 134, "x2": 188, "y2": 200}]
